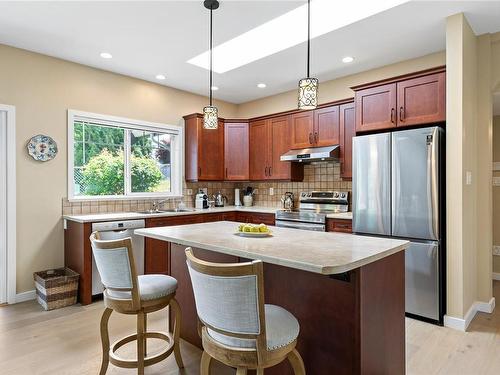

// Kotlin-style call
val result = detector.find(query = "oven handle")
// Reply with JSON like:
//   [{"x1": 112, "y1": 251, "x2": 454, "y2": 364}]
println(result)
[{"x1": 275, "y1": 220, "x2": 326, "y2": 231}]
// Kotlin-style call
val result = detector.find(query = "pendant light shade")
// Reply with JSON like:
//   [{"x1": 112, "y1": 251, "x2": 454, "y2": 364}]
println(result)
[
  {"x1": 298, "y1": 77, "x2": 319, "y2": 110},
  {"x1": 203, "y1": 105, "x2": 218, "y2": 129},
  {"x1": 203, "y1": 0, "x2": 219, "y2": 129},
  {"x1": 298, "y1": 0, "x2": 318, "y2": 110}
]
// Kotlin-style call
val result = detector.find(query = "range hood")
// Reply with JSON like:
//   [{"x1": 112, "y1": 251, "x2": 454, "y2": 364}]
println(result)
[{"x1": 280, "y1": 145, "x2": 340, "y2": 162}]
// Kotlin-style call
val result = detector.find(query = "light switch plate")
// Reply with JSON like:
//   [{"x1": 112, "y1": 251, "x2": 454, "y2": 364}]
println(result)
[
  {"x1": 186, "y1": 189, "x2": 193, "y2": 195},
  {"x1": 466, "y1": 171, "x2": 472, "y2": 185},
  {"x1": 269, "y1": 187, "x2": 274, "y2": 196},
  {"x1": 493, "y1": 246, "x2": 500, "y2": 256},
  {"x1": 493, "y1": 177, "x2": 500, "y2": 186}
]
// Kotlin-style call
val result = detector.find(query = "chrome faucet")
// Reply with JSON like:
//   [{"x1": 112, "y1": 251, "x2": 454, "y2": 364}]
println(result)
[{"x1": 151, "y1": 199, "x2": 167, "y2": 212}]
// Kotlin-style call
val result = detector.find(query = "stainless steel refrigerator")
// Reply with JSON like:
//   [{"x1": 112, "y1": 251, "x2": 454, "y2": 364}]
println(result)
[{"x1": 352, "y1": 126, "x2": 444, "y2": 323}]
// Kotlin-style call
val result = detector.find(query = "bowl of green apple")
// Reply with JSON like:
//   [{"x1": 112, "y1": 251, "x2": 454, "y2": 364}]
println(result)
[{"x1": 235, "y1": 223, "x2": 272, "y2": 238}]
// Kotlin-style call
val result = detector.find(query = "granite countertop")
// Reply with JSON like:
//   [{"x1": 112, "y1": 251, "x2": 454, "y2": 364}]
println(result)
[
  {"x1": 135, "y1": 221, "x2": 408, "y2": 275},
  {"x1": 63, "y1": 205, "x2": 353, "y2": 223}
]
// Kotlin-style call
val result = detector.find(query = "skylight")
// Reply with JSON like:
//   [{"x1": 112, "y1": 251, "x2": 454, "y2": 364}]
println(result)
[{"x1": 188, "y1": 0, "x2": 408, "y2": 74}]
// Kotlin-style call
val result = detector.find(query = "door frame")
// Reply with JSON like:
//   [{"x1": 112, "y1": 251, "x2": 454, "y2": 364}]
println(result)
[{"x1": 0, "y1": 104, "x2": 16, "y2": 304}]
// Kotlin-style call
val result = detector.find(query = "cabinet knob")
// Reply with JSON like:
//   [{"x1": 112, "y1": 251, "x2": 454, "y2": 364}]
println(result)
[
  {"x1": 314, "y1": 132, "x2": 318, "y2": 144},
  {"x1": 309, "y1": 133, "x2": 313, "y2": 144},
  {"x1": 269, "y1": 166, "x2": 272, "y2": 176},
  {"x1": 265, "y1": 166, "x2": 268, "y2": 177},
  {"x1": 391, "y1": 108, "x2": 395, "y2": 123},
  {"x1": 399, "y1": 106, "x2": 405, "y2": 122}
]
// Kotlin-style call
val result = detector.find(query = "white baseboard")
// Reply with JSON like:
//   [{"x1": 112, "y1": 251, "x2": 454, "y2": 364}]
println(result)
[
  {"x1": 15, "y1": 290, "x2": 36, "y2": 303},
  {"x1": 493, "y1": 272, "x2": 500, "y2": 281},
  {"x1": 444, "y1": 297, "x2": 496, "y2": 331}
]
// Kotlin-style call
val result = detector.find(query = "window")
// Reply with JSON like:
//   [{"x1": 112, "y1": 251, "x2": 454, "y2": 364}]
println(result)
[{"x1": 68, "y1": 110, "x2": 183, "y2": 200}]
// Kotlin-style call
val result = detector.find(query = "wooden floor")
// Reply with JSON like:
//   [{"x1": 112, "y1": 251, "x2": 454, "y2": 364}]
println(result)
[{"x1": 1, "y1": 282, "x2": 500, "y2": 375}]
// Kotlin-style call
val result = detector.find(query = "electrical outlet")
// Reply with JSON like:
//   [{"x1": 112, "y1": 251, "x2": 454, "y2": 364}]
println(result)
[
  {"x1": 269, "y1": 187, "x2": 274, "y2": 196},
  {"x1": 254, "y1": 189, "x2": 259, "y2": 195},
  {"x1": 202, "y1": 187, "x2": 208, "y2": 194},
  {"x1": 493, "y1": 177, "x2": 500, "y2": 186},
  {"x1": 186, "y1": 189, "x2": 193, "y2": 195},
  {"x1": 493, "y1": 246, "x2": 500, "y2": 256}
]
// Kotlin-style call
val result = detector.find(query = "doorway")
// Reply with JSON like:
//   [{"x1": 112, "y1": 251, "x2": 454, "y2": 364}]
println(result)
[{"x1": 0, "y1": 104, "x2": 16, "y2": 304}]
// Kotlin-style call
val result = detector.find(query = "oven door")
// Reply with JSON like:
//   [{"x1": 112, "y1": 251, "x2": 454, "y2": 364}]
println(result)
[{"x1": 275, "y1": 220, "x2": 325, "y2": 231}]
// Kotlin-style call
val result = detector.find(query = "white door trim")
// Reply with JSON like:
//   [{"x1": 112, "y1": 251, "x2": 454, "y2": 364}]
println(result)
[{"x1": 0, "y1": 104, "x2": 16, "y2": 304}]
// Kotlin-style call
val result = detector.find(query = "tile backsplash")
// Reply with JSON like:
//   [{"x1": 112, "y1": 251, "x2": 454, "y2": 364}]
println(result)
[{"x1": 62, "y1": 161, "x2": 350, "y2": 215}]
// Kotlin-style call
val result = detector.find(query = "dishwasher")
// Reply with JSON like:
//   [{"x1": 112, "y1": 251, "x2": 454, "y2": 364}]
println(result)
[{"x1": 91, "y1": 219, "x2": 145, "y2": 296}]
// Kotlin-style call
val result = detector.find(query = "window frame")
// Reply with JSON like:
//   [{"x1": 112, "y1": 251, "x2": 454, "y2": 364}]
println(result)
[{"x1": 67, "y1": 109, "x2": 183, "y2": 202}]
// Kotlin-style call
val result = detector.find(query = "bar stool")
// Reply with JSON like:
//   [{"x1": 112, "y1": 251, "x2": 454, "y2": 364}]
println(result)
[
  {"x1": 185, "y1": 247, "x2": 306, "y2": 375},
  {"x1": 90, "y1": 232, "x2": 184, "y2": 375}
]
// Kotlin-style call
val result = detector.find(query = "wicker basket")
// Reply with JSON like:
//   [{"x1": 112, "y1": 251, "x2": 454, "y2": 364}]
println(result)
[{"x1": 34, "y1": 267, "x2": 79, "y2": 311}]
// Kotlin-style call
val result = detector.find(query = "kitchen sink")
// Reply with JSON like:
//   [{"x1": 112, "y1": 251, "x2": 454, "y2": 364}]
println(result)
[{"x1": 136, "y1": 208, "x2": 195, "y2": 214}]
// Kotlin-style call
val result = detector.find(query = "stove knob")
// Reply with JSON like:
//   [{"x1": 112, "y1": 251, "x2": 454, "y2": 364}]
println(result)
[
  {"x1": 333, "y1": 192, "x2": 339, "y2": 198},
  {"x1": 340, "y1": 193, "x2": 346, "y2": 199}
]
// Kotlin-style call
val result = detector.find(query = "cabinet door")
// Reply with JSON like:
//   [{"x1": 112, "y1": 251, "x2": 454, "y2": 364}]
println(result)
[
  {"x1": 339, "y1": 102, "x2": 355, "y2": 179},
  {"x1": 397, "y1": 72, "x2": 445, "y2": 127},
  {"x1": 249, "y1": 119, "x2": 270, "y2": 180},
  {"x1": 313, "y1": 106, "x2": 339, "y2": 147},
  {"x1": 269, "y1": 116, "x2": 292, "y2": 179},
  {"x1": 326, "y1": 219, "x2": 352, "y2": 233},
  {"x1": 144, "y1": 238, "x2": 169, "y2": 274},
  {"x1": 355, "y1": 83, "x2": 397, "y2": 132},
  {"x1": 199, "y1": 119, "x2": 224, "y2": 180},
  {"x1": 290, "y1": 111, "x2": 314, "y2": 149},
  {"x1": 224, "y1": 122, "x2": 249, "y2": 180}
]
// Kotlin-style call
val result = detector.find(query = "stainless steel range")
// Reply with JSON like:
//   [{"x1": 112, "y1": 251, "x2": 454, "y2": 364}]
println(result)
[{"x1": 275, "y1": 191, "x2": 349, "y2": 231}]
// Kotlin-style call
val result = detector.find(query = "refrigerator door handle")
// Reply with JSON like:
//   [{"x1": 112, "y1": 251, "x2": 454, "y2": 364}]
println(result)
[{"x1": 428, "y1": 133, "x2": 439, "y2": 239}]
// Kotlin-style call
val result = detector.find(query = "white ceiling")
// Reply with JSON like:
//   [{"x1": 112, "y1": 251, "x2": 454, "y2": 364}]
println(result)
[{"x1": 1, "y1": 1, "x2": 500, "y2": 104}]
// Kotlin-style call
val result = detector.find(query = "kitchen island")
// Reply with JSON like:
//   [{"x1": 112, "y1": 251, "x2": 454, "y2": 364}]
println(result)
[{"x1": 135, "y1": 221, "x2": 409, "y2": 375}]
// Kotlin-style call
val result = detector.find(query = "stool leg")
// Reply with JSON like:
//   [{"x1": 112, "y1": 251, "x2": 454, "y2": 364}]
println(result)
[
  {"x1": 143, "y1": 313, "x2": 147, "y2": 357},
  {"x1": 170, "y1": 298, "x2": 184, "y2": 368},
  {"x1": 287, "y1": 349, "x2": 306, "y2": 375},
  {"x1": 200, "y1": 351, "x2": 212, "y2": 375},
  {"x1": 137, "y1": 311, "x2": 145, "y2": 375},
  {"x1": 256, "y1": 368, "x2": 264, "y2": 375},
  {"x1": 99, "y1": 308, "x2": 112, "y2": 375},
  {"x1": 236, "y1": 368, "x2": 247, "y2": 375}
]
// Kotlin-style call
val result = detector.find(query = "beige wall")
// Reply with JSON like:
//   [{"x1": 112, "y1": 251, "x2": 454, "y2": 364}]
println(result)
[
  {"x1": 493, "y1": 116, "x2": 500, "y2": 273},
  {"x1": 237, "y1": 52, "x2": 446, "y2": 118},
  {"x1": 0, "y1": 44, "x2": 238, "y2": 293}
]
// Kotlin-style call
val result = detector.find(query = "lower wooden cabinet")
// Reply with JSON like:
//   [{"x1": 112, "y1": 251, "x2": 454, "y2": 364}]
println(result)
[
  {"x1": 236, "y1": 212, "x2": 275, "y2": 225},
  {"x1": 326, "y1": 218, "x2": 352, "y2": 233}
]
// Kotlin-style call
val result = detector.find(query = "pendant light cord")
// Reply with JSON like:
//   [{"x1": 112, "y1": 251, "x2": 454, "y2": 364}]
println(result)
[
  {"x1": 209, "y1": 5, "x2": 213, "y2": 106},
  {"x1": 307, "y1": 0, "x2": 310, "y2": 78}
]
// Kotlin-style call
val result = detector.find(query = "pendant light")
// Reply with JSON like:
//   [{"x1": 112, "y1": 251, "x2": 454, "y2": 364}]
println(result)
[
  {"x1": 203, "y1": 0, "x2": 219, "y2": 129},
  {"x1": 298, "y1": 0, "x2": 318, "y2": 110}
]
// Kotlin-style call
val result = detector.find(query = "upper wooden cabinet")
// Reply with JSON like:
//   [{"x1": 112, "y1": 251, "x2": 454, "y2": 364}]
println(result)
[
  {"x1": 290, "y1": 111, "x2": 314, "y2": 149},
  {"x1": 314, "y1": 105, "x2": 340, "y2": 147},
  {"x1": 396, "y1": 72, "x2": 445, "y2": 126},
  {"x1": 184, "y1": 114, "x2": 224, "y2": 181},
  {"x1": 354, "y1": 68, "x2": 446, "y2": 133},
  {"x1": 355, "y1": 83, "x2": 397, "y2": 133},
  {"x1": 249, "y1": 116, "x2": 303, "y2": 181},
  {"x1": 224, "y1": 121, "x2": 249, "y2": 180},
  {"x1": 339, "y1": 102, "x2": 355, "y2": 180},
  {"x1": 290, "y1": 106, "x2": 340, "y2": 149}
]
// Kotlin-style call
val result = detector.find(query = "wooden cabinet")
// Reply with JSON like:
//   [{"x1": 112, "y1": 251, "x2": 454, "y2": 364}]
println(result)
[
  {"x1": 355, "y1": 83, "x2": 397, "y2": 132},
  {"x1": 249, "y1": 117, "x2": 303, "y2": 181},
  {"x1": 290, "y1": 106, "x2": 340, "y2": 149},
  {"x1": 236, "y1": 212, "x2": 275, "y2": 226},
  {"x1": 313, "y1": 105, "x2": 340, "y2": 147},
  {"x1": 184, "y1": 114, "x2": 224, "y2": 181},
  {"x1": 339, "y1": 102, "x2": 355, "y2": 179},
  {"x1": 396, "y1": 72, "x2": 445, "y2": 126},
  {"x1": 326, "y1": 218, "x2": 352, "y2": 233},
  {"x1": 290, "y1": 111, "x2": 314, "y2": 149},
  {"x1": 354, "y1": 69, "x2": 446, "y2": 133},
  {"x1": 224, "y1": 121, "x2": 249, "y2": 180}
]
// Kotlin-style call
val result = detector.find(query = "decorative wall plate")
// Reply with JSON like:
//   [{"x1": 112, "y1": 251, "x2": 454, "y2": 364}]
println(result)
[{"x1": 27, "y1": 134, "x2": 58, "y2": 162}]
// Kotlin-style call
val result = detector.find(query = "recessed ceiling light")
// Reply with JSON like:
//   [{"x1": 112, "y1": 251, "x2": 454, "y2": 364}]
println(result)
[
  {"x1": 211, "y1": 86, "x2": 219, "y2": 91},
  {"x1": 100, "y1": 52, "x2": 112, "y2": 59},
  {"x1": 188, "y1": 0, "x2": 406, "y2": 73},
  {"x1": 156, "y1": 74, "x2": 166, "y2": 80},
  {"x1": 342, "y1": 56, "x2": 354, "y2": 63},
  {"x1": 257, "y1": 83, "x2": 267, "y2": 88}
]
